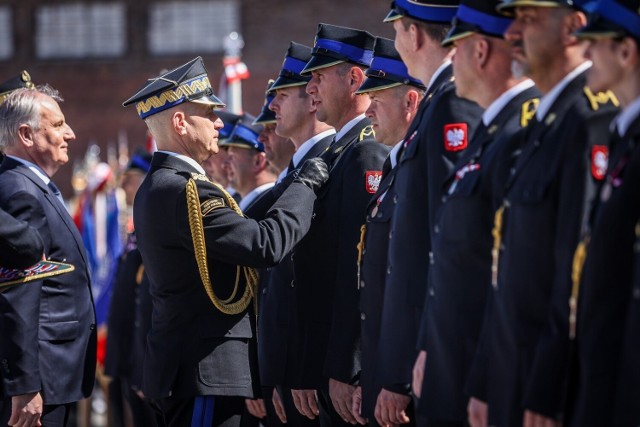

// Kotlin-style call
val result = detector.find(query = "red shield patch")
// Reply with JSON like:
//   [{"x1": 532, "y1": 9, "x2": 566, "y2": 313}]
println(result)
[
  {"x1": 365, "y1": 171, "x2": 382, "y2": 194},
  {"x1": 444, "y1": 123, "x2": 468, "y2": 152},
  {"x1": 591, "y1": 145, "x2": 608, "y2": 180}
]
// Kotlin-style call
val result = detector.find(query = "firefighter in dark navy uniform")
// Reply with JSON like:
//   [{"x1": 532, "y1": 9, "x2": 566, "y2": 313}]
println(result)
[
  {"x1": 461, "y1": 0, "x2": 619, "y2": 425},
  {"x1": 123, "y1": 56, "x2": 328, "y2": 427},
  {"x1": 562, "y1": 3, "x2": 640, "y2": 426},
  {"x1": 380, "y1": 1, "x2": 483, "y2": 426},
  {"x1": 412, "y1": 0, "x2": 540, "y2": 424},
  {"x1": 350, "y1": 36, "x2": 425, "y2": 427},
  {"x1": 250, "y1": 41, "x2": 335, "y2": 427},
  {"x1": 289, "y1": 23, "x2": 390, "y2": 426}
]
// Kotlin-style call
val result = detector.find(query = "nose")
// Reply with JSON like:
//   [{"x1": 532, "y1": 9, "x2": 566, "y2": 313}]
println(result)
[
  {"x1": 306, "y1": 77, "x2": 318, "y2": 95},
  {"x1": 504, "y1": 18, "x2": 521, "y2": 43},
  {"x1": 365, "y1": 103, "x2": 375, "y2": 119},
  {"x1": 269, "y1": 96, "x2": 280, "y2": 112},
  {"x1": 212, "y1": 115, "x2": 224, "y2": 130},
  {"x1": 64, "y1": 124, "x2": 76, "y2": 141}
]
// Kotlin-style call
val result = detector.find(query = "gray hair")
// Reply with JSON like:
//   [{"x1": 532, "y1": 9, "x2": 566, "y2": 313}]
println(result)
[{"x1": 0, "y1": 84, "x2": 63, "y2": 150}]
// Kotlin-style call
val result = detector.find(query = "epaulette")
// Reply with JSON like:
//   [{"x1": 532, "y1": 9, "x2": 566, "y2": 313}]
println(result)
[
  {"x1": 190, "y1": 172, "x2": 211, "y2": 183},
  {"x1": 583, "y1": 87, "x2": 620, "y2": 111},
  {"x1": 180, "y1": 172, "x2": 228, "y2": 216},
  {"x1": 359, "y1": 125, "x2": 375, "y2": 141},
  {"x1": 520, "y1": 98, "x2": 540, "y2": 128}
]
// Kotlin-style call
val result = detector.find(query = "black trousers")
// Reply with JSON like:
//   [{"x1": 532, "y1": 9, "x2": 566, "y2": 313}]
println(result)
[{"x1": 150, "y1": 395, "x2": 244, "y2": 427}]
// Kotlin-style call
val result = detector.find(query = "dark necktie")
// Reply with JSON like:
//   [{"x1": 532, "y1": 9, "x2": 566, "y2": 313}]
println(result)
[
  {"x1": 287, "y1": 158, "x2": 295, "y2": 175},
  {"x1": 48, "y1": 181, "x2": 64, "y2": 205}
]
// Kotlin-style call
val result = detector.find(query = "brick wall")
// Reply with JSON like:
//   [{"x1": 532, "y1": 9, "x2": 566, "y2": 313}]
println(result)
[{"x1": 0, "y1": 0, "x2": 394, "y2": 196}]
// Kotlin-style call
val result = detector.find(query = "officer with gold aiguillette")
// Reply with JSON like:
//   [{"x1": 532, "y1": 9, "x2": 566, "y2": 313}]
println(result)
[{"x1": 123, "y1": 56, "x2": 328, "y2": 427}]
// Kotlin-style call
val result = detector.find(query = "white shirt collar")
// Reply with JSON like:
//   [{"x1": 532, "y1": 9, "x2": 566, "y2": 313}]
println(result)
[
  {"x1": 334, "y1": 114, "x2": 366, "y2": 142},
  {"x1": 7, "y1": 155, "x2": 51, "y2": 185},
  {"x1": 277, "y1": 128, "x2": 336, "y2": 183},
  {"x1": 427, "y1": 60, "x2": 452, "y2": 93},
  {"x1": 238, "y1": 182, "x2": 276, "y2": 211},
  {"x1": 292, "y1": 129, "x2": 336, "y2": 168},
  {"x1": 483, "y1": 79, "x2": 535, "y2": 126},
  {"x1": 157, "y1": 150, "x2": 206, "y2": 175},
  {"x1": 536, "y1": 61, "x2": 592, "y2": 121},
  {"x1": 613, "y1": 97, "x2": 640, "y2": 137},
  {"x1": 389, "y1": 141, "x2": 403, "y2": 169}
]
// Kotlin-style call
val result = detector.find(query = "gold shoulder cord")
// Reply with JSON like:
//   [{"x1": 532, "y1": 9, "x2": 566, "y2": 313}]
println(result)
[
  {"x1": 569, "y1": 235, "x2": 590, "y2": 340},
  {"x1": 491, "y1": 203, "x2": 506, "y2": 288},
  {"x1": 186, "y1": 178, "x2": 259, "y2": 315},
  {"x1": 356, "y1": 223, "x2": 367, "y2": 289}
]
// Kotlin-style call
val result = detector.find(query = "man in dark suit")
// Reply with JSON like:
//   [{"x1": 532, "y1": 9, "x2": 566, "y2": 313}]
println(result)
[
  {"x1": 379, "y1": 2, "x2": 482, "y2": 426},
  {"x1": 248, "y1": 41, "x2": 335, "y2": 427},
  {"x1": 463, "y1": 0, "x2": 619, "y2": 425},
  {"x1": 288, "y1": 24, "x2": 389, "y2": 426},
  {"x1": 0, "y1": 85, "x2": 96, "y2": 426},
  {"x1": 350, "y1": 36, "x2": 426, "y2": 427},
  {"x1": 123, "y1": 56, "x2": 328, "y2": 427},
  {"x1": 409, "y1": 1, "x2": 540, "y2": 425}
]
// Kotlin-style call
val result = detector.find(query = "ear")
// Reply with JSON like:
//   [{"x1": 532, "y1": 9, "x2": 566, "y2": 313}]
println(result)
[
  {"x1": 17, "y1": 124, "x2": 35, "y2": 147},
  {"x1": 405, "y1": 89, "x2": 421, "y2": 114},
  {"x1": 563, "y1": 11, "x2": 588, "y2": 45},
  {"x1": 476, "y1": 38, "x2": 491, "y2": 70},
  {"x1": 254, "y1": 152, "x2": 268, "y2": 171},
  {"x1": 349, "y1": 66, "x2": 366, "y2": 91},
  {"x1": 619, "y1": 36, "x2": 640, "y2": 68},
  {"x1": 171, "y1": 111, "x2": 188, "y2": 136}
]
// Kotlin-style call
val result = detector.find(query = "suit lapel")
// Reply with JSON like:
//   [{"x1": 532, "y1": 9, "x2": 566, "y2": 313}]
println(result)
[{"x1": 4, "y1": 158, "x2": 90, "y2": 269}]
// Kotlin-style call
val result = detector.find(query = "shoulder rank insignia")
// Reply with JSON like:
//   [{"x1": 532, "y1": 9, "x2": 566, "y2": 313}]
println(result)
[
  {"x1": 190, "y1": 172, "x2": 212, "y2": 183},
  {"x1": 520, "y1": 98, "x2": 539, "y2": 127},
  {"x1": 200, "y1": 197, "x2": 226, "y2": 216},
  {"x1": 359, "y1": 125, "x2": 375, "y2": 141},
  {"x1": 444, "y1": 123, "x2": 468, "y2": 152},
  {"x1": 583, "y1": 87, "x2": 620, "y2": 111}
]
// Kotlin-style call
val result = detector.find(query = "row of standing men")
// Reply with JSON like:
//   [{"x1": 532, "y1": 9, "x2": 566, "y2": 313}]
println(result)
[{"x1": 0, "y1": 0, "x2": 639, "y2": 425}]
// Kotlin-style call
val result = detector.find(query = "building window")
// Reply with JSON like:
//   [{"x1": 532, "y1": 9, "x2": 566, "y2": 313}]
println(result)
[
  {"x1": 36, "y1": 3, "x2": 126, "y2": 59},
  {"x1": 0, "y1": 6, "x2": 12, "y2": 60},
  {"x1": 148, "y1": 0, "x2": 239, "y2": 55}
]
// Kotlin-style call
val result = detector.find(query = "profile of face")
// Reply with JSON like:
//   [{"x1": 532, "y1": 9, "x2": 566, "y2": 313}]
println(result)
[
  {"x1": 182, "y1": 103, "x2": 224, "y2": 163},
  {"x1": 25, "y1": 94, "x2": 75, "y2": 176},
  {"x1": 258, "y1": 123, "x2": 294, "y2": 172},
  {"x1": 451, "y1": 35, "x2": 478, "y2": 100},
  {"x1": 393, "y1": 19, "x2": 416, "y2": 77},
  {"x1": 366, "y1": 87, "x2": 413, "y2": 146},
  {"x1": 306, "y1": 65, "x2": 351, "y2": 127},
  {"x1": 585, "y1": 38, "x2": 624, "y2": 94},
  {"x1": 226, "y1": 146, "x2": 260, "y2": 194},
  {"x1": 270, "y1": 86, "x2": 310, "y2": 139},
  {"x1": 202, "y1": 147, "x2": 231, "y2": 186},
  {"x1": 504, "y1": 7, "x2": 567, "y2": 81}
]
